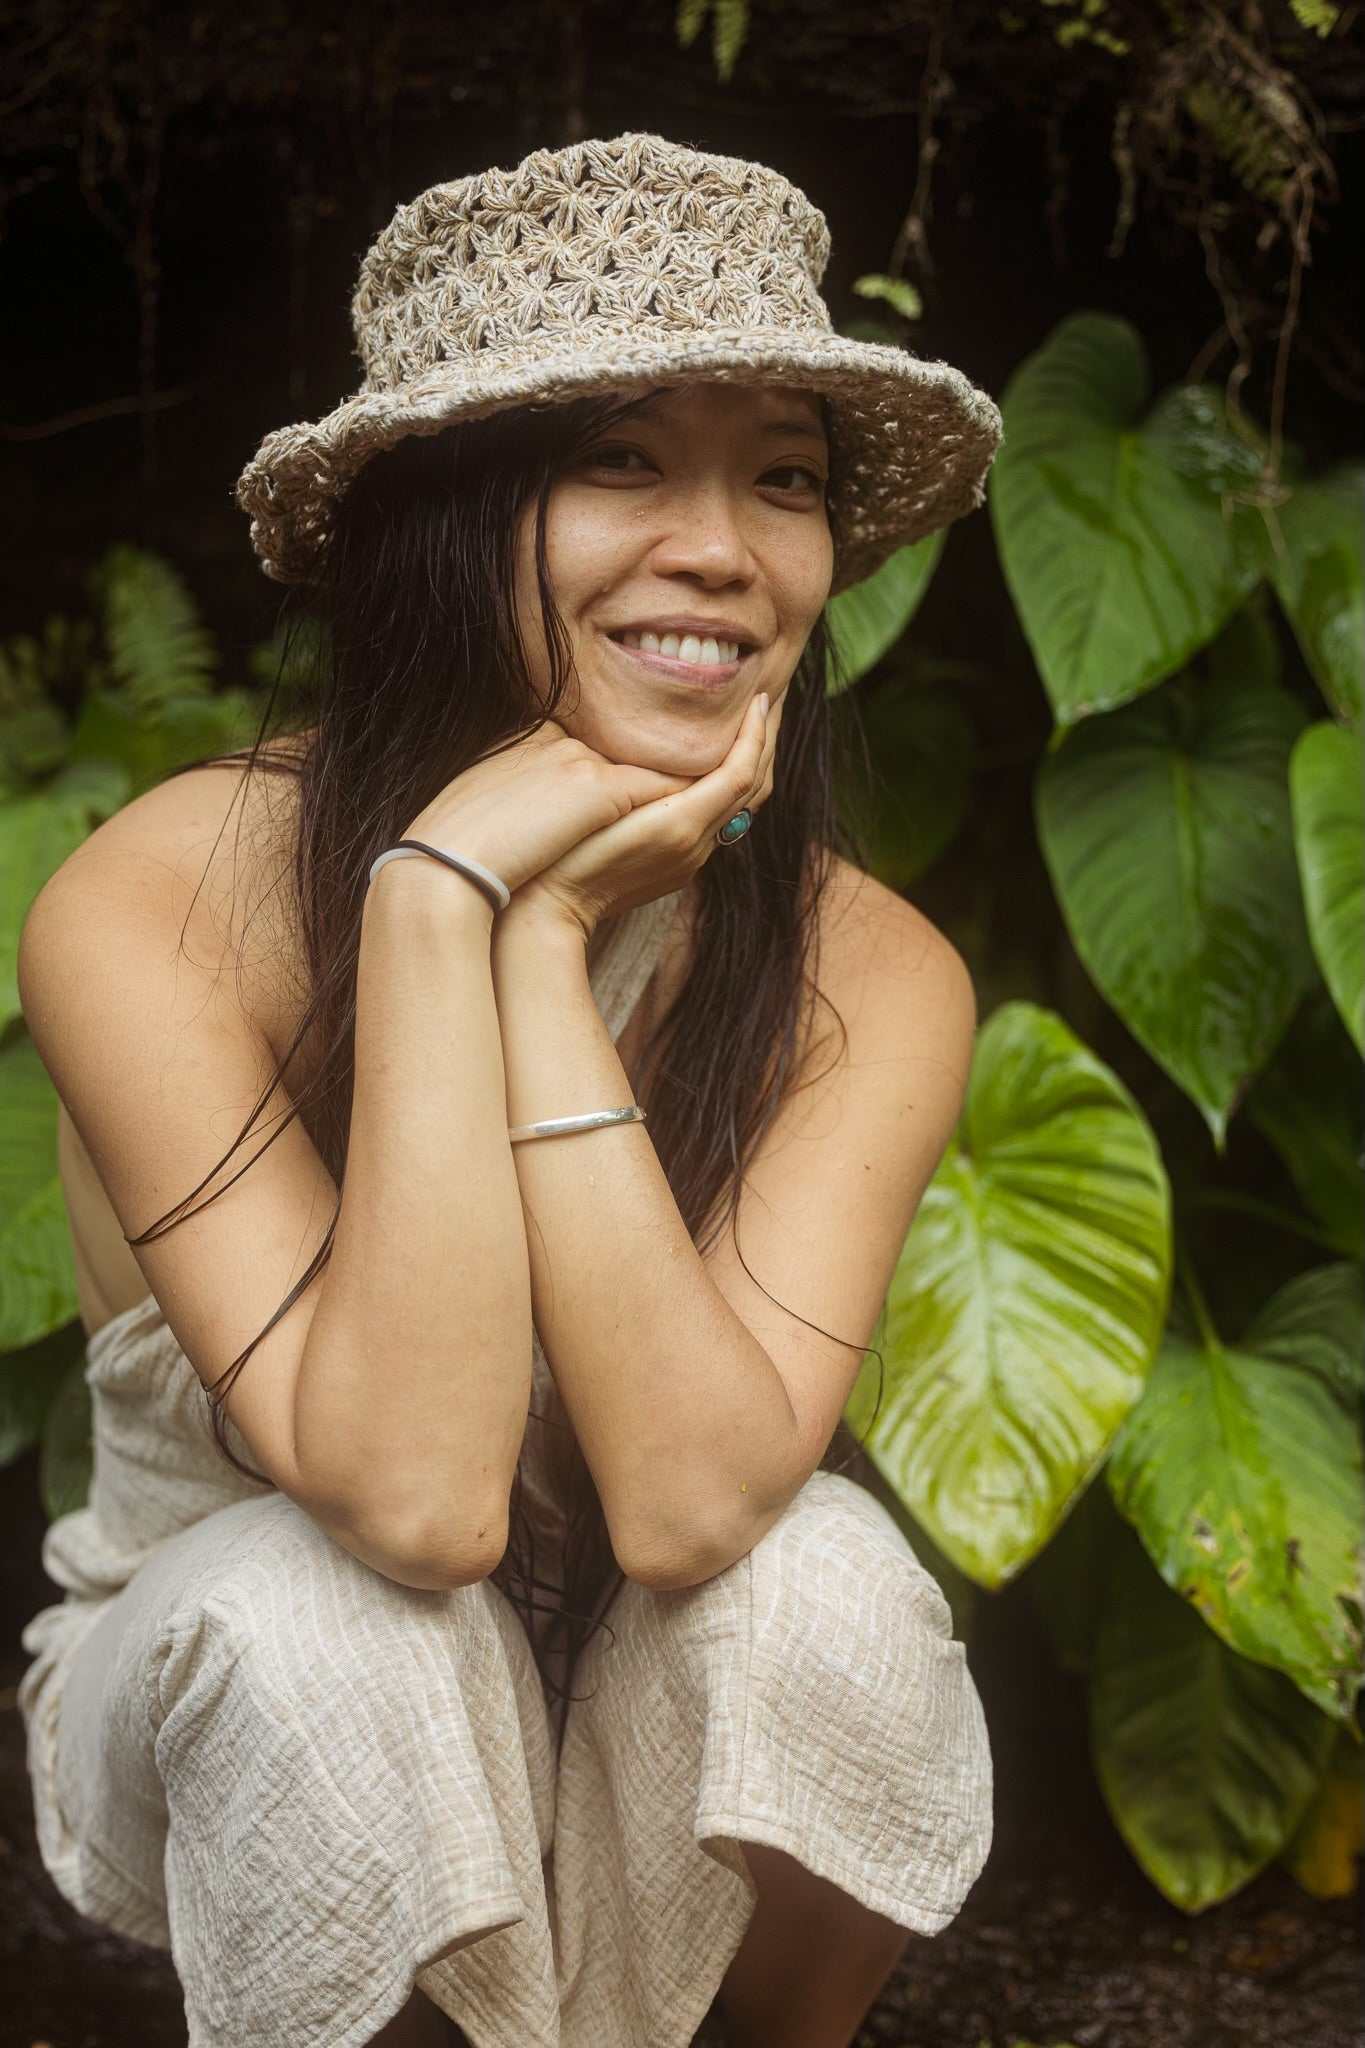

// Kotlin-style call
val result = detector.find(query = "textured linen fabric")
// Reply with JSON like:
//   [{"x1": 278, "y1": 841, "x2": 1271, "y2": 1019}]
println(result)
[{"x1": 18, "y1": 885, "x2": 994, "y2": 2048}]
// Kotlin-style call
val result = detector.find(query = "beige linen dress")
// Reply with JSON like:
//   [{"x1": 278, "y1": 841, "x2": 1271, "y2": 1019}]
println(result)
[{"x1": 18, "y1": 887, "x2": 994, "y2": 2048}]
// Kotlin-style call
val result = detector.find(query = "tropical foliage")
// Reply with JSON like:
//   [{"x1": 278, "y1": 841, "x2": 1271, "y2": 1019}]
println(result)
[{"x1": 2, "y1": 307, "x2": 1360, "y2": 1917}]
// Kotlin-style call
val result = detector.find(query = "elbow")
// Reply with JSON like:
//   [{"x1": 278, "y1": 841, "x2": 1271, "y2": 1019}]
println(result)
[
  {"x1": 315, "y1": 1494, "x2": 509, "y2": 1593},
  {"x1": 615, "y1": 1509, "x2": 744, "y2": 1594}
]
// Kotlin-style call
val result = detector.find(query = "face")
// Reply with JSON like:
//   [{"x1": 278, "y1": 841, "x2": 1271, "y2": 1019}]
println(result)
[{"x1": 512, "y1": 381, "x2": 834, "y2": 775}]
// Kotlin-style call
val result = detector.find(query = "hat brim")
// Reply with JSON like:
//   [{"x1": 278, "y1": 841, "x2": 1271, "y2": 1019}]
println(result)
[{"x1": 234, "y1": 328, "x2": 1002, "y2": 596}]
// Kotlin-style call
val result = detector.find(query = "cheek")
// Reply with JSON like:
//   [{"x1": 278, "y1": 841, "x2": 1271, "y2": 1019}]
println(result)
[
  {"x1": 542, "y1": 494, "x2": 637, "y2": 615},
  {"x1": 772, "y1": 528, "x2": 834, "y2": 637}
]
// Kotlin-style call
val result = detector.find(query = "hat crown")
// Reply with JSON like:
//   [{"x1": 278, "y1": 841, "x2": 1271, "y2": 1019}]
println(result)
[{"x1": 350, "y1": 131, "x2": 835, "y2": 395}]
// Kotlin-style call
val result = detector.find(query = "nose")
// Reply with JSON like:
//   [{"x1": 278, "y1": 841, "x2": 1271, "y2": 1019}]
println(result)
[{"x1": 648, "y1": 477, "x2": 758, "y2": 586}]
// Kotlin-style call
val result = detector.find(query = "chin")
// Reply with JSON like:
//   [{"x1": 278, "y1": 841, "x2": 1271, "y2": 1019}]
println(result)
[{"x1": 576, "y1": 701, "x2": 717, "y2": 759}]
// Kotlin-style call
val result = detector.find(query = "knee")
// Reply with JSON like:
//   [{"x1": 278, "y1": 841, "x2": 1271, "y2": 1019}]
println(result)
[
  {"x1": 743, "y1": 1471, "x2": 957, "y2": 1644},
  {"x1": 148, "y1": 1492, "x2": 515, "y2": 1748}
]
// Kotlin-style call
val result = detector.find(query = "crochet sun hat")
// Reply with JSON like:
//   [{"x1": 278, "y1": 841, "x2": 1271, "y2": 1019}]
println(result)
[{"x1": 234, "y1": 130, "x2": 1002, "y2": 597}]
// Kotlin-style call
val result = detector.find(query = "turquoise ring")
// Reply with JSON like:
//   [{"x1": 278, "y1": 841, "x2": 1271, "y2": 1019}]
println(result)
[{"x1": 717, "y1": 808, "x2": 752, "y2": 846}]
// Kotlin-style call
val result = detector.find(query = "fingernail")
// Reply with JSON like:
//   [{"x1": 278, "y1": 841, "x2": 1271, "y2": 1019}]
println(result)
[{"x1": 757, "y1": 692, "x2": 770, "y2": 716}]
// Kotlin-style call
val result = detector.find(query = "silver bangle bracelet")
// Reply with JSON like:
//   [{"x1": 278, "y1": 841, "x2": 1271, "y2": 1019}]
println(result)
[
  {"x1": 368, "y1": 840, "x2": 511, "y2": 913},
  {"x1": 508, "y1": 1106, "x2": 647, "y2": 1144}
]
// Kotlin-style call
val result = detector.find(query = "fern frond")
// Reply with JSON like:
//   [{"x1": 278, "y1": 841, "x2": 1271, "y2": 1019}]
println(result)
[
  {"x1": 675, "y1": 0, "x2": 709, "y2": 51},
  {"x1": 1289, "y1": 0, "x2": 1340, "y2": 35},
  {"x1": 1184, "y1": 79, "x2": 1296, "y2": 202},
  {"x1": 90, "y1": 545, "x2": 218, "y2": 713}
]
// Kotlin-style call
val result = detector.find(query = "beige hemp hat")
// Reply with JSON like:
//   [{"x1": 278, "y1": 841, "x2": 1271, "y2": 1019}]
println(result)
[{"x1": 234, "y1": 130, "x2": 1002, "y2": 597}]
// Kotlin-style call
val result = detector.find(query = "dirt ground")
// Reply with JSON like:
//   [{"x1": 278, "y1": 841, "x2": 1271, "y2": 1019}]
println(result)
[{"x1": 2, "y1": 1446, "x2": 1360, "y2": 2048}]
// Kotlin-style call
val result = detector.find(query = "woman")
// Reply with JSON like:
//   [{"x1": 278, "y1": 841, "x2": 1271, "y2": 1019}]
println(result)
[{"x1": 17, "y1": 132, "x2": 1001, "y2": 2048}]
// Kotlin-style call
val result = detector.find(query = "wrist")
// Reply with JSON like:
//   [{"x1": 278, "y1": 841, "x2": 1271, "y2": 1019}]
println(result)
[
  {"x1": 498, "y1": 884, "x2": 593, "y2": 952},
  {"x1": 364, "y1": 853, "x2": 498, "y2": 936}
]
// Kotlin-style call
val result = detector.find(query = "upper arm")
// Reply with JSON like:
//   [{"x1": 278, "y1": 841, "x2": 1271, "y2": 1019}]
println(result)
[
  {"x1": 16, "y1": 779, "x2": 484, "y2": 1587},
  {"x1": 17, "y1": 786, "x2": 334, "y2": 1512},
  {"x1": 699, "y1": 869, "x2": 976, "y2": 1514}
]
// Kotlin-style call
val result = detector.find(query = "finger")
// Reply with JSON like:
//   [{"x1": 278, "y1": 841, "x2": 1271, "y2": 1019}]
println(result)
[
  {"x1": 738, "y1": 694, "x2": 776, "y2": 808},
  {"x1": 709, "y1": 693, "x2": 771, "y2": 824},
  {"x1": 752, "y1": 695, "x2": 779, "y2": 790}
]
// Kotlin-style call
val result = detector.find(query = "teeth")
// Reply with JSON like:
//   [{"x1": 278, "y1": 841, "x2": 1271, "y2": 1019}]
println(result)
[{"x1": 616, "y1": 630, "x2": 742, "y2": 666}]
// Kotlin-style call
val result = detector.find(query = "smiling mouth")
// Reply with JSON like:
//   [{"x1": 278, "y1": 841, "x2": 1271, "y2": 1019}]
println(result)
[{"x1": 603, "y1": 629, "x2": 750, "y2": 684}]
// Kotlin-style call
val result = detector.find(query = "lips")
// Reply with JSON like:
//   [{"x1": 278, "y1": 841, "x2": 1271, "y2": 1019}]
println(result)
[{"x1": 602, "y1": 630, "x2": 745, "y2": 687}]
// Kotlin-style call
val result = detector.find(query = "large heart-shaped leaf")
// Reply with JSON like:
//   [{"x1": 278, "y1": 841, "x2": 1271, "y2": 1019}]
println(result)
[
  {"x1": 1290, "y1": 720, "x2": 1365, "y2": 1054},
  {"x1": 1091, "y1": 1522, "x2": 1338, "y2": 1911},
  {"x1": 0, "y1": 1315, "x2": 86, "y2": 1467},
  {"x1": 1107, "y1": 1262, "x2": 1365, "y2": 1723},
  {"x1": 1246, "y1": 990, "x2": 1365, "y2": 1261},
  {"x1": 844, "y1": 1001, "x2": 1171, "y2": 1588},
  {"x1": 1022, "y1": 1472, "x2": 1133, "y2": 1678},
  {"x1": 1036, "y1": 614, "x2": 1316, "y2": 1151},
  {"x1": 1267, "y1": 465, "x2": 1365, "y2": 725},
  {"x1": 989, "y1": 313, "x2": 1265, "y2": 726},
  {"x1": 836, "y1": 683, "x2": 974, "y2": 889},
  {"x1": 0, "y1": 1036, "x2": 78, "y2": 1351},
  {"x1": 0, "y1": 761, "x2": 130, "y2": 1033},
  {"x1": 824, "y1": 534, "x2": 944, "y2": 694}
]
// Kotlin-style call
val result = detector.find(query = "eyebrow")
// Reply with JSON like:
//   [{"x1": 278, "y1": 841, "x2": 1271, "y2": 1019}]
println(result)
[{"x1": 758, "y1": 418, "x2": 828, "y2": 442}]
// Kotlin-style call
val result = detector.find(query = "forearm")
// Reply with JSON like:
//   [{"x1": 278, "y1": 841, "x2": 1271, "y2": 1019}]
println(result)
[
  {"x1": 292, "y1": 862, "x2": 532, "y2": 1576},
  {"x1": 491, "y1": 899, "x2": 801, "y2": 1584}
]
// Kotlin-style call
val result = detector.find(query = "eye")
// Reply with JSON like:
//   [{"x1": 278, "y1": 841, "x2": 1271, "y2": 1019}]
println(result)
[
  {"x1": 765, "y1": 462, "x2": 827, "y2": 496},
  {"x1": 581, "y1": 442, "x2": 652, "y2": 473},
  {"x1": 582, "y1": 443, "x2": 826, "y2": 497}
]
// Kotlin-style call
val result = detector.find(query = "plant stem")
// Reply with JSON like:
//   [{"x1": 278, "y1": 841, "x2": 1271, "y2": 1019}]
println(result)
[{"x1": 1175, "y1": 1237, "x2": 1222, "y2": 1353}]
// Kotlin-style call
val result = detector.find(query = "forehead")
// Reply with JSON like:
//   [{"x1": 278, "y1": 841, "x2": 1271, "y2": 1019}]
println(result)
[{"x1": 630, "y1": 382, "x2": 827, "y2": 436}]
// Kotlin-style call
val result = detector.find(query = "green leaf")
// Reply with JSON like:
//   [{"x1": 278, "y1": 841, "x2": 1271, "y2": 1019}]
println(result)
[
  {"x1": 825, "y1": 535, "x2": 944, "y2": 693},
  {"x1": 40, "y1": 1349, "x2": 93, "y2": 1520},
  {"x1": 1091, "y1": 1523, "x2": 1339, "y2": 1911},
  {"x1": 989, "y1": 314, "x2": 1266, "y2": 726},
  {"x1": 0, "y1": 1036, "x2": 79, "y2": 1350},
  {"x1": 844, "y1": 1001, "x2": 1171, "y2": 1588},
  {"x1": 711, "y1": 0, "x2": 748, "y2": 79},
  {"x1": 0, "y1": 766, "x2": 131, "y2": 1033},
  {"x1": 1035, "y1": 618, "x2": 1316, "y2": 1151},
  {"x1": 1290, "y1": 721, "x2": 1365, "y2": 1054},
  {"x1": 837, "y1": 683, "x2": 974, "y2": 889},
  {"x1": 1246, "y1": 990, "x2": 1365, "y2": 1261},
  {"x1": 68, "y1": 685, "x2": 260, "y2": 800},
  {"x1": 1108, "y1": 1263, "x2": 1365, "y2": 1724},
  {"x1": 89, "y1": 544, "x2": 218, "y2": 713},
  {"x1": 0, "y1": 1338, "x2": 66, "y2": 1466},
  {"x1": 246, "y1": 612, "x2": 326, "y2": 698},
  {"x1": 1022, "y1": 1474, "x2": 1133, "y2": 1678},
  {"x1": 675, "y1": 0, "x2": 709, "y2": 47},
  {"x1": 1267, "y1": 465, "x2": 1365, "y2": 724},
  {"x1": 851, "y1": 273, "x2": 924, "y2": 323}
]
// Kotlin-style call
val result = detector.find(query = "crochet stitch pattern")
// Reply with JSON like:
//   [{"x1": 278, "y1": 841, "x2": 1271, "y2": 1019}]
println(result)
[{"x1": 234, "y1": 131, "x2": 1003, "y2": 594}]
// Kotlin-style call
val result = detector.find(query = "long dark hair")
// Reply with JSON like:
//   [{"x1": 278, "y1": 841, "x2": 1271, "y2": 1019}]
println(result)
[{"x1": 130, "y1": 383, "x2": 888, "y2": 1746}]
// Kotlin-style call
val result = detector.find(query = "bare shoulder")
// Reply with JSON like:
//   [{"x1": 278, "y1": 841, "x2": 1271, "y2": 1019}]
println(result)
[
  {"x1": 40, "y1": 743, "x2": 305, "y2": 1035},
  {"x1": 814, "y1": 853, "x2": 976, "y2": 1034}
]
